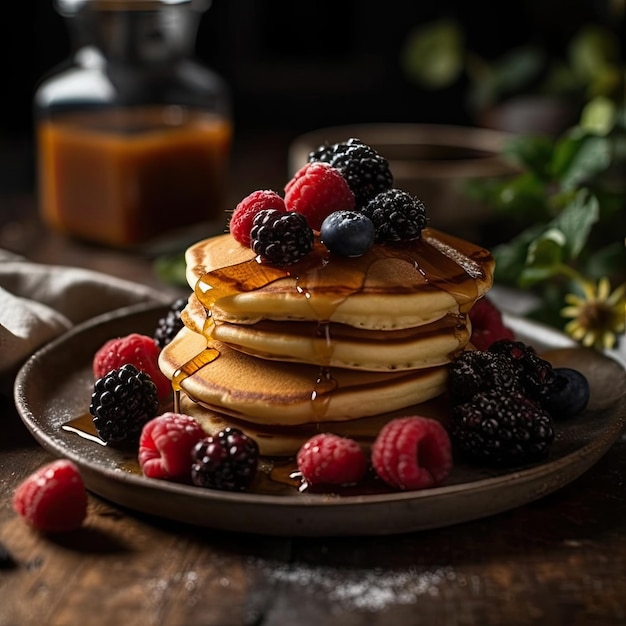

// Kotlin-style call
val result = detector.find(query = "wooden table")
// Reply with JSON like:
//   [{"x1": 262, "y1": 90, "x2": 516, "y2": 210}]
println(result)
[{"x1": 1, "y1": 136, "x2": 626, "y2": 626}]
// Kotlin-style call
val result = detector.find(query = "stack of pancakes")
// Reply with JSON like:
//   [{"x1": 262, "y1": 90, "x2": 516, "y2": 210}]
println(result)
[{"x1": 159, "y1": 227, "x2": 494, "y2": 456}]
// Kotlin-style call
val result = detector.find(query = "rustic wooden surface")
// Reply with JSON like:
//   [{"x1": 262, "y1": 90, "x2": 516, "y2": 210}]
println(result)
[{"x1": 1, "y1": 135, "x2": 626, "y2": 626}]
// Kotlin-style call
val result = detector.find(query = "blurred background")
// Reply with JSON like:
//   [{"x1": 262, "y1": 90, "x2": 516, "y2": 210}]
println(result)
[
  {"x1": 3, "y1": 0, "x2": 624, "y2": 195},
  {"x1": 0, "y1": 0, "x2": 623, "y2": 350}
]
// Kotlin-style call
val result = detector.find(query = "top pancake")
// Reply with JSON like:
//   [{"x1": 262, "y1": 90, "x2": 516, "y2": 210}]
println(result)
[{"x1": 185, "y1": 228, "x2": 494, "y2": 331}]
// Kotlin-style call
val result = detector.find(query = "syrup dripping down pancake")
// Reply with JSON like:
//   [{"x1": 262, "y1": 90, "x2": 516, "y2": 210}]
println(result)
[
  {"x1": 182, "y1": 293, "x2": 471, "y2": 371},
  {"x1": 185, "y1": 228, "x2": 494, "y2": 331},
  {"x1": 176, "y1": 392, "x2": 451, "y2": 457},
  {"x1": 158, "y1": 327, "x2": 449, "y2": 427}
]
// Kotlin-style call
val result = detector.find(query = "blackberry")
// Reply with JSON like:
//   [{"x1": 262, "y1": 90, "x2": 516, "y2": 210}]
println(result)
[
  {"x1": 250, "y1": 209, "x2": 314, "y2": 266},
  {"x1": 308, "y1": 138, "x2": 393, "y2": 207},
  {"x1": 450, "y1": 389, "x2": 554, "y2": 467},
  {"x1": 89, "y1": 363, "x2": 159, "y2": 446},
  {"x1": 154, "y1": 298, "x2": 186, "y2": 348},
  {"x1": 488, "y1": 339, "x2": 557, "y2": 402},
  {"x1": 448, "y1": 350, "x2": 520, "y2": 405},
  {"x1": 191, "y1": 428, "x2": 259, "y2": 492},
  {"x1": 361, "y1": 189, "x2": 427, "y2": 243}
]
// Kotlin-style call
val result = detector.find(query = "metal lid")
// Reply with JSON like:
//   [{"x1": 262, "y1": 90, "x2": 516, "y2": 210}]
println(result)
[{"x1": 55, "y1": 0, "x2": 210, "y2": 15}]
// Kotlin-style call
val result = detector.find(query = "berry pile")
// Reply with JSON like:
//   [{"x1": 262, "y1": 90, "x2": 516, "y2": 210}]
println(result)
[
  {"x1": 230, "y1": 190, "x2": 286, "y2": 247},
  {"x1": 448, "y1": 339, "x2": 590, "y2": 467},
  {"x1": 296, "y1": 416, "x2": 453, "y2": 491},
  {"x1": 308, "y1": 137, "x2": 393, "y2": 207},
  {"x1": 89, "y1": 323, "x2": 262, "y2": 491},
  {"x1": 93, "y1": 332, "x2": 171, "y2": 400},
  {"x1": 228, "y1": 137, "x2": 428, "y2": 264}
]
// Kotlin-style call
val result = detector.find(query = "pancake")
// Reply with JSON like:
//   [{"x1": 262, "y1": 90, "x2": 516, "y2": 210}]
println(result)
[
  {"x1": 177, "y1": 392, "x2": 451, "y2": 457},
  {"x1": 183, "y1": 292, "x2": 471, "y2": 371},
  {"x1": 158, "y1": 326, "x2": 449, "y2": 426},
  {"x1": 185, "y1": 227, "x2": 494, "y2": 331}
]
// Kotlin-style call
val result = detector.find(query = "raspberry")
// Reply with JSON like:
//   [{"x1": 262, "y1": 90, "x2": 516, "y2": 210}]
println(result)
[
  {"x1": 371, "y1": 417, "x2": 453, "y2": 491},
  {"x1": 90, "y1": 363, "x2": 159, "y2": 446},
  {"x1": 450, "y1": 389, "x2": 554, "y2": 467},
  {"x1": 296, "y1": 433, "x2": 368, "y2": 486},
  {"x1": 468, "y1": 297, "x2": 515, "y2": 351},
  {"x1": 448, "y1": 350, "x2": 521, "y2": 405},
  {"x1": 488, "y1": 339, "x2": 557, "y2": 402},
  {"x1": 191, "y1": 428, "x2": 259, "y2": 492},
  {"x1": 139, "y1": 413, "x2": 206, "y2": 480},
  {"x1": 308, "y1": 138, "x2": 393, "y2": 207},
  {"x1": 361, "y1": 189, "x2": 428, "y2": 243},
  {"x1": 13, "y1": 459, "x2": 88, "y2": 533},
  {"x1": 250, "y1": 208, "x2": 314, "y2": 266},
  {"x1": 229, "y1": 190, "x2": 286, "y2": 247},
  {"x1": 93, "y1": 333, "x2": 171, "y2": 400},
  {"x1": 320, "y1": 210, "x2": 376, "y2": 257},
  {"x1": 154, "y1": 298, "x2": 187, "y2": 349},
  {"x1": 284, "y1": 162, "x2": 355, "y2": 231}
]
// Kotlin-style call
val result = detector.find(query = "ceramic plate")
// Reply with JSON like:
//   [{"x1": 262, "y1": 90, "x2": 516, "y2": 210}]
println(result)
[{"x1": 14, "y1": 302, "x2": 626, "y2": 536}]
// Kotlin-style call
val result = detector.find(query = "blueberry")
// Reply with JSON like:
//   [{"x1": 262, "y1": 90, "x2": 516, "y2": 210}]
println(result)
[
  {"x1": 320, "y1": 210, "x2": 375, "y2": 257},
  {"x1": 542, "y1": 367, "x2": 590, "y2": 419}
]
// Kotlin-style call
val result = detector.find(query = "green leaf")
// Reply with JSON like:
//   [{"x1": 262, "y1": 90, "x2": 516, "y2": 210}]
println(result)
[
  {"x1": 518, "y1": 228, "x2": 568, "y2": 286},
  {"x1": 495, "y1": 172, "x2": 550, "y2": 218},
  {"x1": 519, "y1": 264, "x2": 560, "y2": 287},
  {"x1": 503, "y1": 135, "x2": 554, "y2": 177},
  {"x1": 488, "y1": 46, "x2": 545, "y2": 97},
  {"x1": 401, "y1": 20, "x2": 464, "y2": 89},
  {"x1": 492, "y1": 224, "x2": 545, "y2": 285},
  {"x1": 553, "y1": 133, "x2": 611, "y2": 189},
  {"x1": 568, "y1": 25, "x2": 620, "y2": 80},
  {"x1": 493, "y1": 242, "x2": 529, "y2": 286},
  {"x1": 154, "y1": 252, "x2": 188, "y2": 288},
  {"x1": 579, "y1": 96, "x2": 617, "y2": 135},
  {"x1": 526, "y1": 227, "x2": 566, "y2": 267},
  {"x1": 583, "y1": 241, "x2": 626, "y2": 281},
  {"x1": 551, "y1": 189, "x2": 599, "y2": 258}
]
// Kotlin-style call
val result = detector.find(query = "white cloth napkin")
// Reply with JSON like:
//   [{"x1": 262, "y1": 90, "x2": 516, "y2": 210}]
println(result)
[{"x1": 0, "y1": 250, "x2": 169, "y2": 383}]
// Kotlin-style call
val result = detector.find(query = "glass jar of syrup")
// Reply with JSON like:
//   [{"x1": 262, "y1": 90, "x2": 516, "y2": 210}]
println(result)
[{"x1": 35, "y1": 0, "x2": 232, "y2": 247}]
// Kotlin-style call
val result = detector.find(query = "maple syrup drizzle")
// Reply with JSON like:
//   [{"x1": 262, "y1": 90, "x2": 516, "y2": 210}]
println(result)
[
  {"x1": 62, "y1": 413, "x2": 106, "y2": 445},
  {"x1": 172, "y1": 228, "x2": 490, "y2": 419}
]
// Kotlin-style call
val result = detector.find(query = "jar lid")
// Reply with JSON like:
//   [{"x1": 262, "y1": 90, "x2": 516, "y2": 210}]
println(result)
[{"x1": 55, "y1": 0, "x2": 210, "y2": 15}]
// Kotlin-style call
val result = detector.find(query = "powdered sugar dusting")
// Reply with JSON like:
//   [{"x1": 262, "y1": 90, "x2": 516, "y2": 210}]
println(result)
[{"x1": 257, "y1": 561, "x2": 453, "y2": 611}]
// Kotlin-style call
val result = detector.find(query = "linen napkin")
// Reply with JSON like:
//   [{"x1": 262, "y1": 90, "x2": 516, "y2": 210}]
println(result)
[{"x1": 0, "y1": 249, "x2": 170, "y2": 385}]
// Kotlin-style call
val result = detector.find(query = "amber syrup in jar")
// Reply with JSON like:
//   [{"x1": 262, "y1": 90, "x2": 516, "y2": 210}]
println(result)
[{"x1": 35, "y1": 0, "x2": 231, "y2": 247}]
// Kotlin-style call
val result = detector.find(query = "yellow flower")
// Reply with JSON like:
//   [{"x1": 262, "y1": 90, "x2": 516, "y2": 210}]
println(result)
[{"x1": 561, "y1": 277, "x2": 626, "y2": 350}]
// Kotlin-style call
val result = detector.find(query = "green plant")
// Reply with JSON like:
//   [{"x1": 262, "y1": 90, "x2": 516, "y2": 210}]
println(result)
[
  {"x1": 401, "y1": 20, "x2": 624, "y2": 115},
  {"x1": 466, "y1": 101, "x2": 626, "y2": 349}
]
